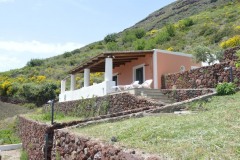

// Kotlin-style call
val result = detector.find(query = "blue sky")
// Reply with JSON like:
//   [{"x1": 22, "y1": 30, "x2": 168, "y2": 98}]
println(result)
[{"x1": 0, "y1": 0, "x2": 176, "y2": 72}]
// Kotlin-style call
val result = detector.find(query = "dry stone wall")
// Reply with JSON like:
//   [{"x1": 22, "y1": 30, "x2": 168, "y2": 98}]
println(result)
[
  {"x1": 18, "y1": 116, "x2": 55, "y2": 160},
  {"x1": 163, "y1": 46, "x2": 240, "y2": 89},
  {"x1": 161, "y1": 89, "x2": 214, "y2": 102},
  {"x1": 223, "y1": 46, "x2": 240, "y2": 62},
  {"x1": 51, "y1": 129, "x2": 161, "y2": 160},
  {"x1": 52, "y1": 93, "x2": 161, "y2": 117}
]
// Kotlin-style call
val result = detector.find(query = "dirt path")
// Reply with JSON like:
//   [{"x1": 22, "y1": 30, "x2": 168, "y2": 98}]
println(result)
[{"x1": 0, "y1": 149, "x2": 21, "y2": 160}]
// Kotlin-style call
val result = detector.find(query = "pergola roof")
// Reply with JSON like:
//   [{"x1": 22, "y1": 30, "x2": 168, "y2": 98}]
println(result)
[{"x1": 69, "y1": 50, "x2": 154, "y2": 74}]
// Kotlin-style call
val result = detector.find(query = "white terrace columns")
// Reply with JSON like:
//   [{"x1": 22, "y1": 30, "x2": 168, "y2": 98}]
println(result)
[
  {"x1": 60, "y1": 79, "x2": 66, "y2": 93},
  {"x1": 104, "y1": 57, "x2": 113, "y2": 81},
  {"x1": 84, "y1": 68, "x2": 90, "y2": 87},
  {"x1": 70, "y1": 74, "x2": 76, "y2": 91}
]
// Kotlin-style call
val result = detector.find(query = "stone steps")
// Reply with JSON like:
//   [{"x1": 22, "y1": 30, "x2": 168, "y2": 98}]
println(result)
[{"x1": 134, "y1": 89, "x2": 176, "y2": 104}]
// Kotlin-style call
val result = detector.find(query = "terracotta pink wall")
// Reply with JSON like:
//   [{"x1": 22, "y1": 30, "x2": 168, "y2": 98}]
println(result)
[
  {"x1": 157, "y1": 51, "x2": 200, "y2": 88},
  {"x1": 113, "y1": 54, "x2": 153, "y2": 85}
]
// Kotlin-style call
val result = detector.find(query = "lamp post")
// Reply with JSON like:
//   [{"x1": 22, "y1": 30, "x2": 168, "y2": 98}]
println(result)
[
  {"x1": 47, "y1": 100, "x2": 55, "y2": 125},
  {"x1": 224, "y1": 66, "x2": 233, "y2": 83}
]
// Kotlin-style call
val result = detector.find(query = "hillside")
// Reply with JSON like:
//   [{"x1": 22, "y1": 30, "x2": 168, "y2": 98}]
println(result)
[{"x1": 0, "y1": 0, "x2": 240, "y2": 104}]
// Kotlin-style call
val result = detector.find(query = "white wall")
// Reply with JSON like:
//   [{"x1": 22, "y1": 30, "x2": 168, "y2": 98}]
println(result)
[{"x1": 59, "y1": 81, "x2": 115, "y2": 102}]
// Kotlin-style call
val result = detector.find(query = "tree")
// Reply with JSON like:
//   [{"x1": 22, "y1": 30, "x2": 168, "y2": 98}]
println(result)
[
  {"x1": 104, "y1": 33, "x2": 118, "y2": 43},
  {"x1": 26, "y1": 59, "x2": 44, "y2": 67},
  {"x1": 134, "y1": 28, "x2": 146, "y2": 39},
  {"x1": 193, "y1": 46, "x2": 224, "y2": 65}
]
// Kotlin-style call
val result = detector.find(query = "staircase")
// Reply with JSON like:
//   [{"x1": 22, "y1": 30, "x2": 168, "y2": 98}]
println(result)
[{"x1": 128, "y1": 88, "x2": 176, "y2": 104}]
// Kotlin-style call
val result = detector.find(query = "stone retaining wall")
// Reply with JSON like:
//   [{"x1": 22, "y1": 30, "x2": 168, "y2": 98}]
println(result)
[
  {"x1": 223, "y1": 46, "x2": 240, "y2": 62},
  {"x1": 51, "y1": 129, "x2": 160, "y2": 160},
  {"x1": 18, "y1": 116, "x2": 54, "y2": 160},
  {"x1": 161, "y1": 89, "x2": 214, "y2": 102},
  {"x1": 52, "y1": 93, "x2": 160, "y2": 117},
  {"x1": 163, "y1": 46, "x2": 240, "y2": 89},
  {"x1": 163, "y1": 61, "x2": 240, "y2": 89}
]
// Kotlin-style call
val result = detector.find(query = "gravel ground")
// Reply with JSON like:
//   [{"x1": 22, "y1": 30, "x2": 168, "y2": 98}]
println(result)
[{"x1": 0, "y1": 149, "x2": 21, "y2": 160}]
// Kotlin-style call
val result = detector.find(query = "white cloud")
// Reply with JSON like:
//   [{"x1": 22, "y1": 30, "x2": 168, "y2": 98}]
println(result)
[
  {"x1": 0, "y1": 40, "x2": 85, "y2": 72},
  {"x1": 0, "y1": 0, "x2": 15, "y2": 3},
  {"x1": 0, "y1": 40, "x2": 84, "y2": 55},
  {"x1": 0, "y1": 54, "x2": 24, "y2": 72}
]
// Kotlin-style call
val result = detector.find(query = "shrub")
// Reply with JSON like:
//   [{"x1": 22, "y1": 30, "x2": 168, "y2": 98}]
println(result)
[
  {"x1": 144, "y1": 39, "x2": 156, "y2": 50},
  {"x1": 155, "y1": 31, "x2": 170, "y2": 44},
  {"x1": 216, "y1": 82, "x2": 236, "y2": 95},
  {"x1": 122, "y1": 30, "x2": 137, "y2": 44},
  {"x1": 26, "y1": 59, "x2": 44, "y2": 67},
  {"x1": 134, "y1": 28, "x2": 146, "y2": 39},
  {"x1": 177, "y1": 18, "x2": 194, "y2": 30},
  {"x1": 63, "y1": 52, "x2": 72, "y2": 58},
  {"x1": 106, "y1": 42, "x2": 119, "y2": 51},
  {"x1": 220, "y1": 35, "x2": 240, "y2": 49},
  {"x1": 133, "y1": 39, "x2": 146, "y2": 50},
  {"x1": 165, "y1": 24, "x2": 176, "y2": 37},
  {"x1": 104, "y1": 33, "x2": 118, "y2": 43}
]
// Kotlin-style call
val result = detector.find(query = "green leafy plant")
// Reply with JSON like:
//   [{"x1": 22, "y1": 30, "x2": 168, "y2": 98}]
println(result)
[
  {"x1": 235, "y1": 50, "x2": 240, "y2": 68},
  {"x1": 20, "y1": 150, "x2": 29, "y2": 160},
  {"x1": 216, "y1": 82, "x2": 236, "y2": 95}
]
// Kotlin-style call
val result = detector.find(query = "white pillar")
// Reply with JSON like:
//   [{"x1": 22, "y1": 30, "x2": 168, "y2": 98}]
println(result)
[
  {"x1": 61, "y1": 80, "x2": 66, "y2": 93},
  {"x1": 84, "y1": 68, "x2": 90, "y2": 87},
  {"x1": 104, "y1": 57, "x2": 113, "y2": 81},
  {"x1": 70, "y1": 74, "x2": 76, "y2": 91},
  {"x1": 153, "y1": 49, "x2": 158, "y2": 89}
]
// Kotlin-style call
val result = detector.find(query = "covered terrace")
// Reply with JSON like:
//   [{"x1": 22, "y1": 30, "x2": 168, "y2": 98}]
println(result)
[{"x1": 59, "y1": 50, "x2": 154, "y2": 102}]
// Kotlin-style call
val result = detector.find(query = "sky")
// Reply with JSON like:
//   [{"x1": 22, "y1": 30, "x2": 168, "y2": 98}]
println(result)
[{"x1": 0, "y1": 0, "x2": 176, "y2": 72}]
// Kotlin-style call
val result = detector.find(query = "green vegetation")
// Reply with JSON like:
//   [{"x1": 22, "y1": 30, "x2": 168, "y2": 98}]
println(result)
[
  {"x1": 24, "y1": 108, "x2": 82, "y2": 124},
  {"x1": 216, "y1": 82, "x2": 236, "y2": 95},
  {"x1": 0, "y1": 102, "x2": 31, "y2": 144},
  {"x1": 73, "y1": 92, "x2": 240, "y2": 159},
  {"x1": 25, "y1": 97, "x2": 110, "y2": 123},
  {"x1": 20, "y1": 150, "x2": 29, "y2": 160},
  {"x1": 0, "y1": 101, "x2": 30, "y2": 121}
]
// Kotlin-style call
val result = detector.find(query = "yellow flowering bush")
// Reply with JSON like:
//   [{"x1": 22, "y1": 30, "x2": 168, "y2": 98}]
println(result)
[
  {"x1": 0, "y1": 81, "x2": 13, "y2": 96},
  {"x1": 167, "y1": 47, "x2": 174, "y2": 51},
  {"x1": 220, "y1": 35, "x2": 240, "y2": 49},
  {"x1": 146, "y1": 29, "x2": 158, "y2": 36},
  {"x1": 235, "y1": 26, "x2": 240, "y2": 32}
]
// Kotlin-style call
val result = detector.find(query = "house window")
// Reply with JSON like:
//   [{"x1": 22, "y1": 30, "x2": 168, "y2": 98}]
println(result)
[{"x1": 133, "y1": 64, "x2": 145, "y2": 84}]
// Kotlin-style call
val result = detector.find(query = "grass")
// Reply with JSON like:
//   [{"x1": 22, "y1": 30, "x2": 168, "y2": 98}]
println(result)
[
  {"x1": 72, "y1": 92, "x2": 240, "y2": 159},
  {"x1": 0, "y1": 101, "x2": 31, "y2": 145},
  {"x1": 0, "y1": 101, "x2": 30, "y2": 121},
  {"x1": 24, "y1": 108, "x2": 83, "y2": 124},
  {"x1": 0, "y1": 118, "x2": 21, "y2": 145}
]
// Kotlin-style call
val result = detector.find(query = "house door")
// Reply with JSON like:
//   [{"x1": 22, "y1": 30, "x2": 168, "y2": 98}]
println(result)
[
  {"x1": 112, "y1": 75, "x2": 118, "y2": 86},
  {"x1": 135, "y1": 67, "x2": 144, "y2": 84}
]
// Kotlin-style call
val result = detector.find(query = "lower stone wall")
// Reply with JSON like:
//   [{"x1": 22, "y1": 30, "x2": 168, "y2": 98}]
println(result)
[
  {"x1": 161, "y1": 89, "x2": 214, "y2": 102},
  {"x1": 18, "y1": 116, "x2": 54, "y2": 160},
  {"x1": 51, "y1": 129, "x2": 160, "y2": 160},
  {"x1": 52, "y1": 93, "x2": 160, "y2": 117}
]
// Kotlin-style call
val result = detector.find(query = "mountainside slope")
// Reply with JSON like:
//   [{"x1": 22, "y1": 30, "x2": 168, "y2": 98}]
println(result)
[
  {"x1": 0, "y1": 0, "x2": 240, "y2": 104},
  {"x1": 133, "y1": 0, "x2": 231, "y2": 31}
]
